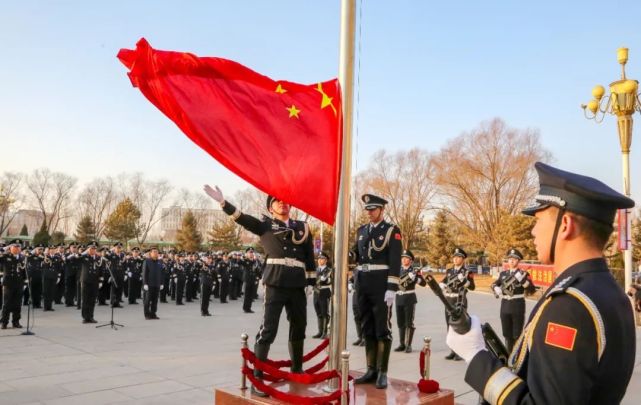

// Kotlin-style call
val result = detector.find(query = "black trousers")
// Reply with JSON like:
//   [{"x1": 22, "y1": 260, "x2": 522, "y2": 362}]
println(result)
[
  {"x1": 243, "y1": 280, "x2": 256, "y2": 311},
  {"x1": 143, "y1": 287, "x2": 159, "y2": 317},
  {"x1": 55, "y1": 277, "x2": 64, "y2": 304},
  {"x1": 256, "y1": 286, "x2": 306, "y2": 344},
  {"x1": 160, "y1": 277, "x2": 170, "y2": 302},
  {"x1": 176, "y1": 279, "x2": 185, "y2": 304},
  {"x1": 170, "y1": 278, "x2": 176, "y2": 300},
  {"x1": 313, "y1": 289, "x2": 331, "y2": 318},
  {"x1": 356, "y1": 272, "x2": 392, "y2": 341},
  {"x1": 230, "y1": 278, "x2": 242, "y2": 299},
  {"x1": 220, "y1": 280, "x2": 229, "y2": 303},
  {"x1": 110, "y1": 280, "x2": 123, "y2": 307},
  {"x1": 81, "y1": 282, "x2": 98, "y2": 321},
  {"x1": 64, "y1": 275, "x2": 76, "y2": 305},
  {"x1": 395, "y1": 302, "x2": 416, "y2": 329},
  {"x1": 201, "y1": 281, "x2": 212, "y2": 314},
  {"x1": 76, "y1": 278, "x2": 82, "y2": 309},
  {"x1": 43, "y1": 278, "x2": 56, "y2": 310},
  {"x1": 128, "y1": 278, "x2": 140, "y2": 303},
  {"x1": 1, "y1": 285, "x2": 22, "y2": 325},
  {"x1": 500, "y1": 299, "x2": 526, "y2": 341},
  {"x1": 28, "y1": 278, "x2": 42, "y2": 308},
  {"x1": 98, "y1": 280, "x2": 110, "y2": 304}
]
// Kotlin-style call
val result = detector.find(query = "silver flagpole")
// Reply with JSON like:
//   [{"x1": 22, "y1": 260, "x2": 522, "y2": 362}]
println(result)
[{"x1": 328, "y1": 0, "x2": 357, "y2": 391}]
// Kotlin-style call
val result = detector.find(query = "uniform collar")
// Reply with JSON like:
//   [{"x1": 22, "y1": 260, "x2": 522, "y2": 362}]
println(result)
[{"x1": 555, "y1": 257, "x2": 608, "y2": 280}]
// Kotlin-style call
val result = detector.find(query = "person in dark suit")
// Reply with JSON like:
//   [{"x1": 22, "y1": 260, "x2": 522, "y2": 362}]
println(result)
[{"x1": 142, "y1": 247, "x2": 163, "y2": 320}]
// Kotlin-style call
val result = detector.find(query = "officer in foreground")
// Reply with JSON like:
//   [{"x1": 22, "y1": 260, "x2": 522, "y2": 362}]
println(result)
[{"x1": 446, "y1": 162, "x2": 635, "y2": 404}]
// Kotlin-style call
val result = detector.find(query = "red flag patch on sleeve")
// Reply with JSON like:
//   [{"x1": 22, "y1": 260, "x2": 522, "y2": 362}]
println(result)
[
  {"x1": 394, "y1": 233, "x2": 402, "y2": 240},
  {"x1": 544, "y1": 322, "x2": 577, "y2": 351}
]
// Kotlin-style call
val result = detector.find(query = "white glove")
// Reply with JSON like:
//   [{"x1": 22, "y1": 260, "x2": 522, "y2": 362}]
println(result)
[
  {"x1": 438, "y1": 282, "x2": 447, "y2": 290},
  {"x1": 143, "y1": 284, "x2": 149, "y2": 291},
  {"x1": 0, "y1": 277, "x2": 3, "y2": 284},
  {"x1": 348, "y1": 284, "x2": 354, "y2": 293},
  {"x1": 320, "y1": 275, "x2": 327, "y2": 282},
  {"x1": 99, "y1": 283, "x2": 102, "y2": 288},
  {"x1": 127, "y1": 272, "x2": 132, "y2": 277},
  {"x1": 124, "y1": 275, "x2": 128, "y2": 281},
  {"x1": 57, "y1": 278, "x2": 61, "y2": 284},
  {"x1": 160, "y1": 285, "x2": 164, "y2": 290},
  {"x1": 493, "y1": 286, "x2": 502, "y2": 297},
  {"x1": 408, "y1": 272, "x2": 416, "y2": 280},
  {"x1": 446, "y1": 315, "x2": 487, "y2": 363},
  {"x1": 514, "y1": 272, "x2": 525, "y2": 282},
  {"x1": 457, "y1": 273, "x2": 465, "y2": 282},
  {"x1": 305, "y1": 286, "x2": 313, "y2": 296},
  {"x1": 384, "y1": 290, "x2": 395, "y2": 307},
  {"x1": 203, "y1": 184, "x2": 224, "y2": 203}
]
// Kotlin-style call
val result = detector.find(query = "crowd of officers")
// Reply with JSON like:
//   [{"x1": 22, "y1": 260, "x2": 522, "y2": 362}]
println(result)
[{"x1": 0, "y1": 239, "x2": 264, "y2": 328}]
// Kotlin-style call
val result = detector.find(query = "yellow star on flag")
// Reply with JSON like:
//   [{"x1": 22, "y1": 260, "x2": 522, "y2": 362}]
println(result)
[
  {"x1": 275, "y1": 84, "x2": 287, "y2": 94},
  {"x1": 315, "y1": 83, "x2": 337, "y2": 115},
  {"x1": 286, "y1": 105, "x2": 301, "y2": 119}
]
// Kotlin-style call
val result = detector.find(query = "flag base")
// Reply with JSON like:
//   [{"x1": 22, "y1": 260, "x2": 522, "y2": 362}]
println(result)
[{"x1": 214, "y1": 371, "x2": 454, "y2": 404}]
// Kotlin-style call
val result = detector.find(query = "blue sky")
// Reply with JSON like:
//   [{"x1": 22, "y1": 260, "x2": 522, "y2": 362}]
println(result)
[{"x1": 2, "y1": 0, "x2": 640, "y2": 203}]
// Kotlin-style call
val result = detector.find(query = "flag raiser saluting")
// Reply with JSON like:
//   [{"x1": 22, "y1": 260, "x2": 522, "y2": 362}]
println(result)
[{"x1": 118, "y1": 38, "x2": 342, "y2": 224}]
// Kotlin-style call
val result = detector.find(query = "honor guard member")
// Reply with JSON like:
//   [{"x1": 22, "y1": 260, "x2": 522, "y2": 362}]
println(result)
[
  {"x1": 440, "y1": 247, "x2": 475, "y2": 361},
  {"x1": 41, "y1": 246, "x2": 60, "y2": 311},
  {"x1": 312, "y1": 252, "x2": 333, "y2": 339},
  {"x1": 64, "y1": 242, "x2": 81, "y2": 308},
  {"x1": 242, "y1": 247, "x2": 261, "y2": 313},
  {"x1": 1, "y1": 240, "x2": 27, "y2": 329},
  {"x1": 53, "y1": 244, "x2": 65, "y2": 304},
  {"x1": 106, "y1": 242, "x2": 126, "y2": 308},
  {"x1": 142, "y1": 247, "x2": 163, "y2": 320},
  {"x1": 394, "y1": 250, "x2": 426, "y2": 353},
  {"x1": 215, "y1": 252, "x2": 231, "y2": 303},
  {"x1": 26, "y1": 244, "x2": 44, "y2": 308},
  {"x1": 446, "y1": 162, "x2": 636, "y2": 404},
  {"x1": 173, "y1": 253, "x2": 187, "y2": 305},
  {"x1": 80, "y1": 242, "x2": 102, "y2": 324},
  {"x1": 204, "y1": 185, "x2": 316, "y2": 398},
  {"x1": 352, "y1": 194, "x2": 402, "y2": 389},
  {"x1": 97, "y1": 247, "x2": 111, "y2": 305},
  {"x1": 126, "y1": 247, "x2": 143, "y2": 304},
  {"x1": 160, "y1": 253, "x2": 172, "y2": 303},
  {"x1": 200, "y1": 254, "x2": 215, "y2": 316},
  {"x1": 190, "y1": 253, "x2": 202, "y2": 301},
  {"x1": 491, "y1": 248, "x2": 535, "y2": 353}
]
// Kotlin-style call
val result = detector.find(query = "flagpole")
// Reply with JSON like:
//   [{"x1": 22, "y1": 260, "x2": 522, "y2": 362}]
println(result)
[{"x1": 329, "y1": 0, "x2": 357, "y2": 391}]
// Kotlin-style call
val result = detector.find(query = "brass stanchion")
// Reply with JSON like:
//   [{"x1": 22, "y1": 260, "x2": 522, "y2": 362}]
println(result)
[
  {"x1": 340, "y1": 350, "x2": 350, "y2": 405},
  {"x1": 240, "y1": 333, "x2": 249, "y2": 390}
]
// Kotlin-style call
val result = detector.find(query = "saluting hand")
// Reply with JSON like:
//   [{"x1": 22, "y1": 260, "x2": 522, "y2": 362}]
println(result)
[{"x1": 203, "y1": 185, "x2": 224, "y2": 203}]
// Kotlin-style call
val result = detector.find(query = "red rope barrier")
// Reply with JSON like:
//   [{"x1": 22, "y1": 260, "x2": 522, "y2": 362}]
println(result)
[
  {"x1": 244, "y1": 369, "x2": 348, "y2": 405},
  {"x1": 243, "y1": 349, "x2": 337, "y2": 384},
  {"x1": 264, "y1": 338, "x2": 330, "y2": 368}
]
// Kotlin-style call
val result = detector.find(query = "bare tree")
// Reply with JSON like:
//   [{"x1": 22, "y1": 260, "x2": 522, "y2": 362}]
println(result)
[
  {"x1": 77, "y1": 177, "x2": 116, "y2": 238},
  {"x1": 432, "y1": 118, "x2": 551, "y2": 260},
  {"x1": 0, "y1": 172, "x2": 25, "y2": 235},
  {"x1": 119, "y1": 173, "x2": 173, "y2": 245},
  {"x1": 177, "y1": 188, "x2": 213, "y2": 227},
  {"x1": 360, "y1": 148, "x2": 437, "y2": 249},
  {"x1": 25, "y1": 168, "x2": 77, "y2": 233}
]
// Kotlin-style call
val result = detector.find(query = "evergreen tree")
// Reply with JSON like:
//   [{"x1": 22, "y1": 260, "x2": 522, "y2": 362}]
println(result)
[
  {"x1": 20, "y1": 224, "x2": 28, "y2": 236},
  {"x1": 176, "y1": 210, "x2": 203, "y2": 252},
  {"x1": 75, "y1": 215, "x2": 96, "y2": 244},
  {"x1": 33, "y1": 220, "x2": 51, "y2": 246},
  {"x1": 104, "y1": 198, "x2": 141, "y2": 244},
  {"x1": 208, "y1": 218, "x2": 241, "y2": 252},
  {"x1": 51, "y1": 231, "x2": 66, "y2": 245},
  {"x1": 425, "y1": 210, "x2": 456, "y2": 269}
]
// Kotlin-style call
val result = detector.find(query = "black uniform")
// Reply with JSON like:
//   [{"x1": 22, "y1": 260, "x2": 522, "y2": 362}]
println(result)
[
  {"x1": 173, "y1": 260, "x2": 186, "y2": 305},
  {"x1": 216, "y1": 259, "x2": 230, "y2": 303},
  {"x1": 492, "y1": 268, "x2": 535, "y2": 353},
  {"x1": 221, "y1": 199, "x2": 315, "y2": 380},
  {"x1": 1, "y1": 252, "x2": 27, "y2": 327},
  {"x1": 42, "y1": 254, "x2": 61, "y2": 311},
  {"x1": 80, "y1": 253, "x2": 102, "y2": 323},
  {"x1": 200, "y1": 262, "x2": 215, "y2": 316},
  {"x1": 441, "y1": 265, "x2": 475, "y2": 322},
  {"x1": 97, "y1": 254, "x2": 111, "y2": 305},
  {"x1": 394, "y1": 265, "x2": 426, "y2": 352},
  {"x1": 160, "y1": 258, "x2": 172, "y2": 303},
  {"x1": 63, "y1": 251, "x2": 80, "y2": 307},
  {"x1": 106, "y1": 251, "x2": 126, "y2": 307},
  {"x1": 53, "y1": 251, "x2": 65, "y2": 304},
  {"x1": 126, "y1": 255, "x2": 143, "y2": 304},
  {"x1": 26, "y1": 253, "x2": 43, "y2": 308},
  {"x1": 142, "y1": 257, "x2": 162, "y2": 319},
  {"x1": 229, "y1": 257, "x2": 243, "y2": 300},
  {"x1": 312, "y1": 265, "x2": 333, "y2": 339},
  {"x1": 242, "y1": 256, "x2": 262, "y2": 313},
  {"x1": 352, "y1": 207, "x2": 402, "y2": 389}
]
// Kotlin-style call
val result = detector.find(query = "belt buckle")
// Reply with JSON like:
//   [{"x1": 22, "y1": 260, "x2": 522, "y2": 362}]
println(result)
[
  {"x1": 361, "y1": 264, "x2": 369, "y2": 272},
  {"x1": 285, "y1": 258, "x2": 295, "y2": 267}
]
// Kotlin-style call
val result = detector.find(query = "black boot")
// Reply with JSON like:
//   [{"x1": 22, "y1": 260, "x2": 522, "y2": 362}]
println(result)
[
  {"x1": 404, "y1": 328, "x2": 415, "y2": 353},
  {"x1": 288, "y1": 340, "x2": 304, "y2": 374},
  {"x1": 394, "y1": 327, "x2": 406, "y2": 352},
  {"x1": 445, "y1": 350, "x2": 457, "y2": 360},
  {"x1": 312, "y1": 317, "x2": 323, "y2": 339},
  {"x1": 320, "y1": 317, "x2": 329, "y2": 339},
  {"x1": 251, "y1": 343, "x2": 270, "y2": 397},
  {"x1": 375, "y1": 340, "x2": 392, "y2": 389},
  {"x1": 354, "y1": 339, "x2": 378, "y2": 384}
]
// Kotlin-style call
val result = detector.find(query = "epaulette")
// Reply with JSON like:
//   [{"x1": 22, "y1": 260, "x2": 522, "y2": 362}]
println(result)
[{"x1": 545, "y1": 275, "x2": 580, "y2": 298}]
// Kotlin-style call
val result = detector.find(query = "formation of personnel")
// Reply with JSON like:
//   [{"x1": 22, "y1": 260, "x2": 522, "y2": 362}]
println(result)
[{"x1": 0, "y1": 240, "x2": 264, "y2": 327}]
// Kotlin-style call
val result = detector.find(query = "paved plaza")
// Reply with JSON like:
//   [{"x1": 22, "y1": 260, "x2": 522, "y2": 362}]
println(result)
[{"x1": 0, "y1": 289, "x2": 639, "y2": 404}]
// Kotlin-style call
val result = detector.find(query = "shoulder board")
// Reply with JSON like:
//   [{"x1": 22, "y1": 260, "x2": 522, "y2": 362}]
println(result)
[{"x1": 545, "y1": 275, "x2": 580, "y2": 298}]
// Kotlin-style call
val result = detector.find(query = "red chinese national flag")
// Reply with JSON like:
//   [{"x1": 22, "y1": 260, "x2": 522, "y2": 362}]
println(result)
[
  {"x1": 544, "y1": 322, "x2": 577, "y2": 351},
  {"x1": 117, "y1": 38, "x2": 342, "y2": 224}
]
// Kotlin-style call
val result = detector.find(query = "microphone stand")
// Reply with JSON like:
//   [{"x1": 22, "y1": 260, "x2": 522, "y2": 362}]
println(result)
[
  {"x1": 22, "y1": 254, "x2": 35, "y2": 336},
  {"x1": 96, "y1": 257, "x2": 124, "y2": 330}
]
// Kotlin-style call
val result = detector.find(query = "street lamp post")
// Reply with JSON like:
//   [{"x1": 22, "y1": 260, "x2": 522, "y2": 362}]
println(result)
[{"x1": 582, "y1": 47, "x2": 639, "y2": 296}]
